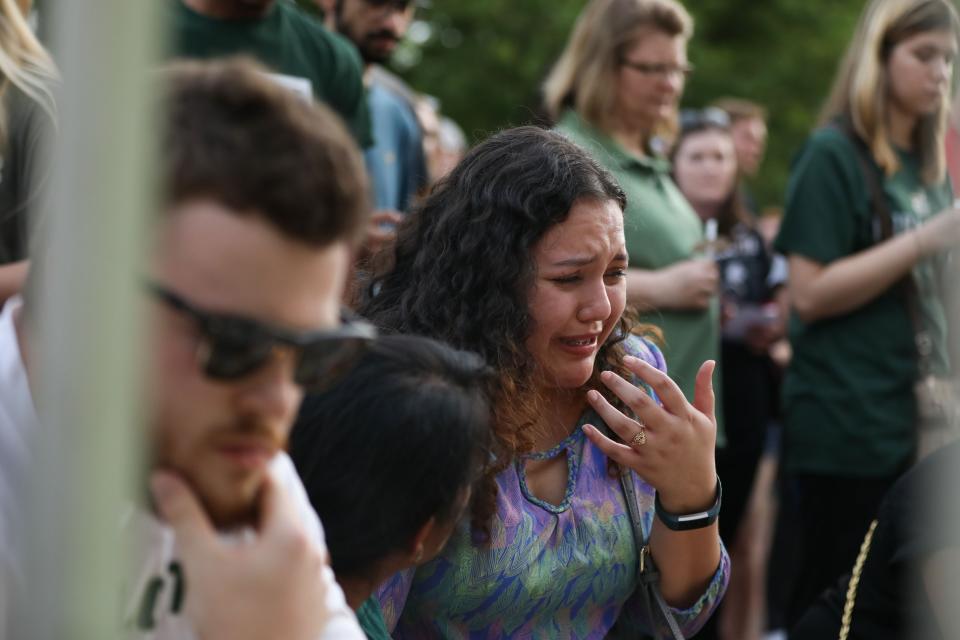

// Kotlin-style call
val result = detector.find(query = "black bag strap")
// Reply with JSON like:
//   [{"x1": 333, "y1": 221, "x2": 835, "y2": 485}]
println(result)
[
  {"x1": 620, "y1": 468, "x2": 685, "y2": 640},
  {"x1": 830, "y1": 119, "x2": 931, "y2": 374}
]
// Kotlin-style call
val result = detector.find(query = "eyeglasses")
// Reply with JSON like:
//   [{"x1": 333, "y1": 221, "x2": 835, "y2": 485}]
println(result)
[
  {"x1": 620, "y1": 60, "x2": 694, "y2": 79},
  {"x1": 679, "y1": 107, "x2": 731, "y2": 132},
  {"x1": 147, "y1": 282, "x2": 376, "y2": 389}
]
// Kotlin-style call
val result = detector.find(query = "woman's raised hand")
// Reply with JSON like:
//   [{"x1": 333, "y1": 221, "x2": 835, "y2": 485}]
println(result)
[{"x1": 583, "y1": 357, "x2": 718, "y2": 514}]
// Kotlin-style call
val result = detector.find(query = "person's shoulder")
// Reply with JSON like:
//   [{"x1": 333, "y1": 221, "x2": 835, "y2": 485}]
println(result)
[
  {"x1": 279, "y1": 2, "x2": 357, "y2": 62},
  {"x1": 368, "y1": 66, "x2": 419, "y2": 106},
  {"x1": 554, "y1": 110, "x2": 597, "y2": 146},
  {"x1": 275, "y1": 0, "x2": 324, "y2": 29},
  {"x1": 271, "y1": 452, "x2": 326, "y2": 544},
  {"x1": 369, "y1": 81, "x2": 409, "y2": 114},
  {"x1": 622, "y1": 333, "x2": 667, "y2": 373},
  {"x1": 5, "y1": 83, "x2": 55, "y2": 129},
  {"x1": 799, "y1": 124, "x2": 859, "y2": 164}
]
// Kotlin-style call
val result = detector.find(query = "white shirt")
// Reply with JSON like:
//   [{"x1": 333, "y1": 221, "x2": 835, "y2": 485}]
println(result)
[
  {"x1": 123, "y1": 453, "x2": 363, "y2": 640},
  {"x1": 0, "y1": 296, "x2": 37, "y2": 637}
]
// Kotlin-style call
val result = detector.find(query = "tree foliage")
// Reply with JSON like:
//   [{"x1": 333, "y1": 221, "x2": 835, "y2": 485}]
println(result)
[{"x1": 387, "y1": 0, "x2": 866, "y2": 210}]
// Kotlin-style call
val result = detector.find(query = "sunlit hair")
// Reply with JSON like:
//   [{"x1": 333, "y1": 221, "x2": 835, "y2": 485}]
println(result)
[
  {"x1": 361, "y1": 126, "x2": 647, "y2": 539},
  {"x1": 711, "y1": 96, "x2": 767, "y2": 124},
  {"x1": 543, "y1": 0, "x2": 692, "y2": 141},
  {"x1": 0, "y1": 0, "x2": 57, "y2": 143},
  {"x1": 818, "y1": 0, "x2": 960, "y2": 184}
]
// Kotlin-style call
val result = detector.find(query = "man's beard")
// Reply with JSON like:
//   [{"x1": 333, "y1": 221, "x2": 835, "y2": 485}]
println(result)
[
  {"x1": 150, "y1": 415, "x2": 285, "y2": 530},
  {"x1": 357, "y1": 33, "x2": 398, "y2": 64}
]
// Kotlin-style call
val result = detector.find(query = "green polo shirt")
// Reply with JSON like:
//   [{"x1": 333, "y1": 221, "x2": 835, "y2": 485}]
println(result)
[
  {"x1": 774, "y1": 126, "x2": 952, "y2": 476},
  {"x1": 556, "y1": 111, "x2": 724, "y2": 443},
  {"x1": 169, "y1": 0, "x2": 372, "y2": 148}
]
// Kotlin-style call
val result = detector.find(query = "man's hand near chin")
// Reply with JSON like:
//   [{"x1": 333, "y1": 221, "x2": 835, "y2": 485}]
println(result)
[{"x1": 150, "y1": 469, "x2": 332, "y2": 640}]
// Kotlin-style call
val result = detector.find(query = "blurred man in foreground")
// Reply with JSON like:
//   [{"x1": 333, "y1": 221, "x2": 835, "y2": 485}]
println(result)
[{"x1": 1, "y1": 58, "x2": 373, "y2": 639}]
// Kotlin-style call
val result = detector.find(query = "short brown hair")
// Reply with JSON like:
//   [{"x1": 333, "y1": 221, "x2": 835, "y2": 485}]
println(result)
[
  {"x1": 161, "y1": 57, "x2": 370, "y2": 246},
  {"x1": 711, "y1": 97, "x2": 767, "y2": 124}
]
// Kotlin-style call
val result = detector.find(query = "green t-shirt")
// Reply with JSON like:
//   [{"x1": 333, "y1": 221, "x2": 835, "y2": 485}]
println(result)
[
  {"x1": 555, "y1": 111, "x2": 724, "y2": 443},
  {"x1": 168, "y1": 0, "x2": 372, "y2": 148},
  {"x1": 774, "y1": 126, "x2": 953, "y2": 476},
  {"x1": 356, "y1": 596, "x2": 391, "y2": 640}
]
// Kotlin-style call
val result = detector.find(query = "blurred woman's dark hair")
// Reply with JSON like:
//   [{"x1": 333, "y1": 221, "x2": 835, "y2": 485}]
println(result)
[
  {"x1": 288, "y1": 334, "x2": 492, "y2": 580},
  {"x1": 360, "y1": 125, "x2": 648, "y2": 538}
]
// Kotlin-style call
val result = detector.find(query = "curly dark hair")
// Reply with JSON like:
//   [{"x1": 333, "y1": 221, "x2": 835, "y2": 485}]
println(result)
[{"x1": 361, "y1": 126, "x2": 643, "y2": 540}]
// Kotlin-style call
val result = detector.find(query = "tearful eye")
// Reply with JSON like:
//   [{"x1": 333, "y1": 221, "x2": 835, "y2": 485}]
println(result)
[{"x1": 604, "y1": 269, "x2": 627, "y2": 281}]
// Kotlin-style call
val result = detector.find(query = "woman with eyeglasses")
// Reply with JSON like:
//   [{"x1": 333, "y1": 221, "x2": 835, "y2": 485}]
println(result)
[
  {"x1": 671, "y1": 108, "x2": 788, "y2": 640},
  {"x1": 361, "y1": 126, "x2": 728, "y2": 638},
  {"x1": 288, "y1": 335, "x2": 491, "y2": 640},
  {"x1": 544, "y1": 0, "x2": 724, "y2": 448},
  {"x1": 772, "y1": 0, "x2": 960, "y2": 625},
  {"x1": 0, "y1": 0, "x2": 56, "y2": 303}
]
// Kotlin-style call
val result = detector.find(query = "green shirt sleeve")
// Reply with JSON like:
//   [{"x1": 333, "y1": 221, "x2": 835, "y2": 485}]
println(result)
[{"x1": 775, "y1": 128, "x2": 868, "y2": 264}]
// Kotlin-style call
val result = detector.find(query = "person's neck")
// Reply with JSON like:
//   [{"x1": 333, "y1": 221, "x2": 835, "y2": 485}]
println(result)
[
  {"x1": 690, "y1": 200, "x2": 721, "y2": 223},
  {"x1": 339, "y1": 574, "x2": 376, "y2": 611},
  {"x1": 181, "y1": 0, "x2": 274, "y2": 20},
  {"x1": 531, "y1": 387, "x2": 587, "y2": 451},
  {"x1": 609, "y1": 111, "x2": 653, "y2": 158},
  {"x1": 886, "y1": 103, "x2": 918, "y2": 151}
]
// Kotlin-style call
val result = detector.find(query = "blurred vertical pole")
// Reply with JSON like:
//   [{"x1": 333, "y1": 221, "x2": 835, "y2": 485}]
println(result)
[{"x1": 17, "y1": 0, "x2": 160, "y2": 638}]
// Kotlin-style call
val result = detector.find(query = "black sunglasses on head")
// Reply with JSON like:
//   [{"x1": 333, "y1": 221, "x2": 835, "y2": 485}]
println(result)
[
  {"x1": 147, "y1": 282, "x2": 376, "y2": 389},
  {"x1": 679, "y1": 107, "x2": 731, "y2": 133}
]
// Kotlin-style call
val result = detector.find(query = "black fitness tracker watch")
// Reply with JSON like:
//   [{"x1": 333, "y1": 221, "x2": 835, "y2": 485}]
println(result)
[{"x1": 654, "y1": 476, "x2": 722, "y2": 532}]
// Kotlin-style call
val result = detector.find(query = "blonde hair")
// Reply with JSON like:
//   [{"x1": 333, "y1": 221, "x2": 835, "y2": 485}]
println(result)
[
  {"x1": 543, "y1": 0, "x2": 692, "y2": 138},
  {"x1": 819, "y1": 0, "x2": 960, "y2": 184},
  {"x1": 0, "y1": 0, "x2": 57, "y2": 143}
]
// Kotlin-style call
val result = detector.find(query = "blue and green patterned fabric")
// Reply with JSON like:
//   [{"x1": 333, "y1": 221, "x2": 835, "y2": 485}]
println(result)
[{"x1": 377, "y1": 336, "x2": 729, "y2": 638}]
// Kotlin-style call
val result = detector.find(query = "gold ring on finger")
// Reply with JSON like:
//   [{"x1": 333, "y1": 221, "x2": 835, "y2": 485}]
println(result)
[{"x1": 630, "y1": 426, "x2": 647, "y2": 448}]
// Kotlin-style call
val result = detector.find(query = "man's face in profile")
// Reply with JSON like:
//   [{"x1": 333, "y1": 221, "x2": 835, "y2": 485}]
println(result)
[
  {"x1": 146, "y1": 199, "x2": 348, "y2": 528},
  {"x1": 730, "y1": 116, "x2": 767, "y2": 177}
]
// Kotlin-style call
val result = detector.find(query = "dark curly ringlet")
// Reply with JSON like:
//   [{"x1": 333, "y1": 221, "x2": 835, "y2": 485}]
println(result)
[
  {"x1": 288, "y1": 334, "x2": 492, "y2": 580},
  {"x1": 361, "y1": 126, "x2": 641, "y2": 540},
  {"x1": 161, "y1": 56, "x2": 370, "y2": 246}
]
